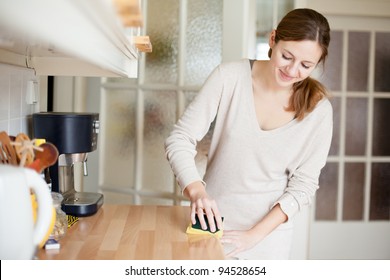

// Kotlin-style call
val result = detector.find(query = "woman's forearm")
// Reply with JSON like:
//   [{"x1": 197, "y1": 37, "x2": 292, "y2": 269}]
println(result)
[{"x1": 250, "y1": 204, "x2": 288, "y2": 241}]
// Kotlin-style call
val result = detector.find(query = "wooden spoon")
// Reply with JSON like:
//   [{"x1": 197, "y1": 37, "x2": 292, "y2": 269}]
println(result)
[
  {"x1": 0, "y1": 131, "x2": 18, "y2": 165},
  {"x1": 27, "y1": 143, "x2": 59, "y2": 173},
  {"x1": 13, "y1": 133, "x2": 36, "y2": 166}
]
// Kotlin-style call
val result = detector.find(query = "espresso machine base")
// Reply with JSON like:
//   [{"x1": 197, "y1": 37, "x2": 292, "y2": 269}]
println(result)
[{"x1": 62, "y1": 191, "x2": 103, "y2": 217}]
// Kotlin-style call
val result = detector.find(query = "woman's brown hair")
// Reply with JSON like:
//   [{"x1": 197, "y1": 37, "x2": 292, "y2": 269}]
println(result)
[{"x1": 268, "y1": 8, "x2": 331, "y2": 120}]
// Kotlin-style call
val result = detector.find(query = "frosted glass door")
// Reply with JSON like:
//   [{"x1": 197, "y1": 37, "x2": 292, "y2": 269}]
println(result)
[{"x1": 99, "y1": 0, "x2": 223, "y2": 205}]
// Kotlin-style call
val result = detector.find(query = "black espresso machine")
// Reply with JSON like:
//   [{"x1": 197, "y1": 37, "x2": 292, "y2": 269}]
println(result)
[{"x1": 33, "y1": 112, "x2": 103, "y2": 216}]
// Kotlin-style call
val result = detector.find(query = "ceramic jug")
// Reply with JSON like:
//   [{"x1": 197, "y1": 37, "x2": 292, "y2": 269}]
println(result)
[{"x1": 0, "y1": 165, "x2": 53, "y2": 259}]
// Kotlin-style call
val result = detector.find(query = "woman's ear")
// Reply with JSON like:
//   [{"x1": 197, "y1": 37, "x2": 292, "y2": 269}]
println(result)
[{"x1": 269, "y1": 30, "x2": 276, "y2": 47}]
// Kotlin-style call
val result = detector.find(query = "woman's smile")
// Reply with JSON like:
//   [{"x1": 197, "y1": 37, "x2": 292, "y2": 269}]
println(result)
[{"x1": 279, "y1": 69, "x2": 295, "y2": 82}]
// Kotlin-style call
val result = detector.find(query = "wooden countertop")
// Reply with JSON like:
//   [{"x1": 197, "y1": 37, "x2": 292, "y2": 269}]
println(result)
[{"x1": 37, "y1": 205, "x2": 225, "y2": 260}]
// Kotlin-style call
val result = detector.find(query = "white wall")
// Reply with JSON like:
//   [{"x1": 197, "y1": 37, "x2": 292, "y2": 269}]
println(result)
[
  {"x1": 223, "y1": 0, "x2": 257, "y2": 61},
  {"x1": 0, "y1": 64, "x2": 41, "y2": 136}
]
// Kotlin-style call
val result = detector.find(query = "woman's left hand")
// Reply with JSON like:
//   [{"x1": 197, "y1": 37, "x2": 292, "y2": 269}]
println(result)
[
  {"x1": 220, "y1": 229, "x2": 262, "y2": 258},
  {"x1": 220, "y1": 205, "x2": 288, "y2": 258}
]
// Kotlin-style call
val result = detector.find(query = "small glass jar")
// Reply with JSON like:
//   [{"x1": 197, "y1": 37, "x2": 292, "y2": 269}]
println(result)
[{"x1": 49, "y1": 192, "x2": 67, "y2": 240}]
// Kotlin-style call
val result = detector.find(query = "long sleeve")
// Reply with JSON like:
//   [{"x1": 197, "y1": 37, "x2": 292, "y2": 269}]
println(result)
[
  {"x1": 274, "y1": 101, "x2": 333, "y2": 220},
  {"x1": 164, "y1": 65, "x2": 224, "y2": 191}
]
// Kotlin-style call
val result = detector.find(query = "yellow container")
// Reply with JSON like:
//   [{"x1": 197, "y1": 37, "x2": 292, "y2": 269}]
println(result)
[{"x1": 31, "y1": 192, "x2": 56, "y2": 248}]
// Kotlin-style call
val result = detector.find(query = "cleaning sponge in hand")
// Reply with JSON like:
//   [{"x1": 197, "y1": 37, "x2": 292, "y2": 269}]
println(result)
[{"x1": 186, "y1": 214, "x2": 224, "y2": 238}]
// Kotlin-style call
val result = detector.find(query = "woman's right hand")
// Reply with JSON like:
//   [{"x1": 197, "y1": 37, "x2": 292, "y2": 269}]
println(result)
[{"x1": 184, "y1": 181, "x2": 223, "y2": 233}]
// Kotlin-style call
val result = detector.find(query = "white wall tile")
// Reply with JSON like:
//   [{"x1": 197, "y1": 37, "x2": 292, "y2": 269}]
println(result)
[
  {"x1": 9, "y1": 118, "x2": 21, "y2": 136},
  {"x1": 0, "y1": 120, "x2": 8, "y2": 131},
  {"x1": 0, "y1": 74, "x2": 9, "y2": 121},
  {"x1": 0, "y1": 64, "x2": 39, "y2": 136},
  {"x1": 10, "y1": 73, "x2": 22, "y2": 119}
]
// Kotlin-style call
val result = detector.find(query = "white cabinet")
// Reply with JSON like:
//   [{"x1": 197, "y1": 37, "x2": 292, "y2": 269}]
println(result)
[{"x1": 0, "y1": 0, "x2": 143, "y2": 77}]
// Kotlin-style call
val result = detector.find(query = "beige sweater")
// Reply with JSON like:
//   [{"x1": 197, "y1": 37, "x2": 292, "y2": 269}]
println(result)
[{"x1": 165, "y1": 59, "x2": 333, "y2": 259}]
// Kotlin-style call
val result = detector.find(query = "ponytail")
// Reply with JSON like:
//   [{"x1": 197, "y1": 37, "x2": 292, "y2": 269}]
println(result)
[{"x1": 286, "y1": 77, "x2": 329, "y2": 120}]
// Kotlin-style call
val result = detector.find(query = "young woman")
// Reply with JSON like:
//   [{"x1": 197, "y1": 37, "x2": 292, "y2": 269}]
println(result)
[{"x1": 165, "y1": 8, "x2": 332, "y2": 259}]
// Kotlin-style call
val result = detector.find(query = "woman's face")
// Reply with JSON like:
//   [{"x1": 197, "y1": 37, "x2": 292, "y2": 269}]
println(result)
[{"x1": 269, "y1": 31, "x2": 323, "y2": 87}]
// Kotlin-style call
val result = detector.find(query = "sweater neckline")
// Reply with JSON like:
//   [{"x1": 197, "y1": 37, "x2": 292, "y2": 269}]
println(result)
[{"x1": 247, "y1": 59, "x2": 298, "y2": 136}]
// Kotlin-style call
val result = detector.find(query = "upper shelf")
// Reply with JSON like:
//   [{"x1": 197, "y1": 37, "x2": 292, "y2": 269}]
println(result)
[{"x1": 0, "y1": 0, "x2": 146, "y2": 78}]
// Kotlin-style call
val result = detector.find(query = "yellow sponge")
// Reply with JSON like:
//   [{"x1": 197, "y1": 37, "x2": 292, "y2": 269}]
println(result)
[{"x1": 186, "y1": 215, "x2": 224, "y2": 238}]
